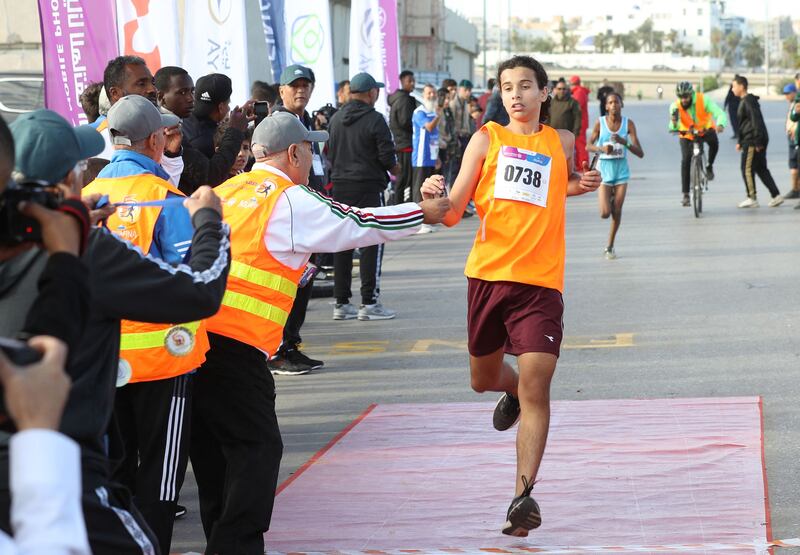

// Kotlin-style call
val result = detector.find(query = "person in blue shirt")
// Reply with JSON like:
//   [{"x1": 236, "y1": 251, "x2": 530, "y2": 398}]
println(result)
[{"x1": 412, "y1": 84, "x2": 442, "y2": 204}]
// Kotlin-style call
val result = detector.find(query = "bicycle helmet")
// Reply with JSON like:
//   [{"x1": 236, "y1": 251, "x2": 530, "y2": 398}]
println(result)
[{"x1": 675, "y1": 81, "x2": 694, "y2": 97}]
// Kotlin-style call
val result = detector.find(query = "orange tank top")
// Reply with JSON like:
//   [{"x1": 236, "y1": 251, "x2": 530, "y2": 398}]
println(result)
[{"x1": 464, "y1": 122, "x2": 568, "y2": 292}]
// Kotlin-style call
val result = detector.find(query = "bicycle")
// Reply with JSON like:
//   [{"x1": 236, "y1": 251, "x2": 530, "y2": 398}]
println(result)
[{"x1": 687, "y1": 128, "x2": 709, "y2": 217}]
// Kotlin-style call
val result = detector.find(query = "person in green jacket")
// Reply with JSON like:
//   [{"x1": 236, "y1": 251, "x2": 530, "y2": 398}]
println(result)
[{"x1": 668, "y1": 81, "x2": 727, "y2": 206}]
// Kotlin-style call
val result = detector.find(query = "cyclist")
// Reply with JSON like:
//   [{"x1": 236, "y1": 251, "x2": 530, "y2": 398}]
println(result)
[{"x1": 669, "y1": 81, "x2": 727, "y2": 207}]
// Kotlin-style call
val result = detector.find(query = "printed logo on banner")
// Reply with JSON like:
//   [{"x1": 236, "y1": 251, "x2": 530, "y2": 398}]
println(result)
[
  {"x1": 208, "y1": 0, "x2": 233, "y2": 24},
  {"x1": 120, "y1": 0, "x2": 161, "y2": 72},
  {"x1": 289, "y1": 15, "x2": 324, "y2": 64},
  {"x1": 360, "y1": 6, "x2": 386, "y2": 45}
]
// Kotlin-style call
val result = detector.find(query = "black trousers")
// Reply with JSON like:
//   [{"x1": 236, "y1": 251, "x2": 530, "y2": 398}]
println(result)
[
  {"x1": 679, "y1": 130, "x2": 719, "y2": 194},
  {"x1": 280, "y1": 271, "x2": 314, "y2": 351},
  {"x1": 0, "y1": 463, "x2": 159, "y2": 555},
  {"x1": 112, "y1": 374, "x2": 192, "y2": 555},
  {"x1": 191, "y1": 333, "x2": 283, "y2": 555},
  {"x1": 333, "y1": 188, "x2": 384, "y2": 306},
  {"x1": 740, "y1": 146, "x2": 780, "y2": 200},
  {"x1": 393, "y1": 150, "x2": 413, "y2": 204},
  {"x1": 412, "y1": 166, "x2": 436, "y2": 203}
]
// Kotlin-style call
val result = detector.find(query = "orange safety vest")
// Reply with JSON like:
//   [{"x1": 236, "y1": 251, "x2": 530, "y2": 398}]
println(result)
[
  {"x1": 83, "y1": 174, "x2": 210, "y2": 383},
  {"x1": 464, "y1": 122, "x2": 569, "y2": 292},
  {"x1": 678, "y1": 92, "x2": 712, "y2": 139},
  {"x1": 205, "y1": 170, "x2": 305, "y2": 355}
]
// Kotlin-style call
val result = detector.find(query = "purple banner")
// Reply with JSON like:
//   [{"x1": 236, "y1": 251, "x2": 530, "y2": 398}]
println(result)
[
  {"x1": 37, "y1": 0, "x2": 119, "y2": 125},
  {"x1": 378, "y1": 0, "x2": 400, "y2": 95}
]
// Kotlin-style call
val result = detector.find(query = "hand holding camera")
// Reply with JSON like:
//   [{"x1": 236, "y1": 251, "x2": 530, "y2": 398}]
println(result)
[{"x1": 0, "y1": 336, "x2": 70, "y2": 431}]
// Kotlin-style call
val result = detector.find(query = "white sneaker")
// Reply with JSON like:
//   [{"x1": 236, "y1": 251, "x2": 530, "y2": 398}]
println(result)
[
  {"x1": 333, "y1": 303, "x2": 358, "y2": 320},
  {"x1": 358, "y1": 303, "x2": 397, "y2": 321},
  {"x1": 768, "y1": 195, "x2": 784, "y2": 208},
  {"x1": 604, "y1": 247, "x2": 616, "y2": 260},
  {"x1": 416, "y1": 224, "x2": 436, "y2": 234},
  {"x1": 738, "y1": 198, "x2": 759, "y2": 208}
]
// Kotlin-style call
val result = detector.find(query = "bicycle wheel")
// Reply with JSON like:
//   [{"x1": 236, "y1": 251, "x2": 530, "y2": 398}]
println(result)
[{"x1": 691, "y1": 157, "x2": 702, "y2": 217}]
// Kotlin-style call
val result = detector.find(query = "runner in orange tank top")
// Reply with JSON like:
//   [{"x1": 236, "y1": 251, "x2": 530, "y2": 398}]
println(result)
[{"x1": 421, "y1": 56, "x2": 601, "y2": 537}]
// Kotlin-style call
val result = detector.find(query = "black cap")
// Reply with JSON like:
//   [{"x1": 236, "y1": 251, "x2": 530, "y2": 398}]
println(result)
[{"x1": 194, "y1": 74, "x2": 232, "y2": 116}]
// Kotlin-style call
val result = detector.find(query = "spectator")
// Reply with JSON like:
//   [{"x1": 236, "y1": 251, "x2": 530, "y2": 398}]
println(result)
[
  {"x1": 83, "y1": 95, "x2": 228, "y2": 554},
  {"x1": 191, "y1": 111, "x2": 447, "y2": 555},
  {"x1": 549, "y1": 78, "x2": 582, "y2": 139},
  {"x1": 266, "y1": 64, "x2": 329, "y2": 375},
  {"x1": 156, "y1": 67, "x2": 250, "y2": 192},
  {"x1": 724, "y1": 78, "x2": 740, "y2": 139},
  {"x1": 388, "y1": 70, "x2": 418, "y2": 204},
  {"x1": 336, "y1": 80, "x2": 351, "y2": 107},
  {"x1": 328, "y1": 72, "x2": 399, "y2": 322},
  {"x1": 732, "y1": 75, "x2": 782, "y2": 208},
  {"x1": 412, "y1": 84, "x2": 442, "y2": 233},
  {"x1": 79, "y1": 82, "x2": 103, "y2": 124},
  {"x1": 784, "y1": 83, "x2": 800, "y2": 201},
  {"x1": 569, "y1": 75, "x2": 590, "y2": 168},
  {"x1": 98, "y1": 56, "x2": 185, "y2": 187},
  {"x1": 0, "y1": 336, "x2": 91, "y2": 555},
  {"x1": 597, "y1": 80, "x2": 614, "y2": 117},
  {"x1": 482, "y1": 82, "x2": 509, "y2": 126},
  {"x1": 442, "y1": 78, "x2": 457, "y2": 98},
  {"x1": 469, "y1": 96, "x2": 483, "y2": 126},
  {"x1": 478, "y1": 78, "x2": 495, "y2": 111},
  {"x1": 437, "y1": 86, "x2": 459, "y2": 190},
  {"x1": 214, "y1": 120, "x2": 252, "y2": 177},
  {"x1": 451, "y1": 79, "x2": 475, "y2": 147},
  {"x1": 251, "y1": 79, "x2": 279, "y2": 109}
]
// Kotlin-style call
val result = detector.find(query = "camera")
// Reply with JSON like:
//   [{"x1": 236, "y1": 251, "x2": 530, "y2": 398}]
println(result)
[
  {"x1": 253, "y1": 101, "x2": 270, "y2": 127},
  {"x1": 0, "y1": 179, "x2": 62, "y2": 246},
  {"x1": 312, "y1": 103, "x2": 338, "y2": 132},
  {"x1": 437, "y1": 88, "x2": 448, "y2": 108}
]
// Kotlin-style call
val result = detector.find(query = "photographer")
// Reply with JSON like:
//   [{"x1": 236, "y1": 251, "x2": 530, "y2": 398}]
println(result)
[
  {"x1": 1, "y1": 109, "x2": 230, "y2": 555},
  {"x1": 0, "y1": 336, "x2": 91, "y2": 555}
]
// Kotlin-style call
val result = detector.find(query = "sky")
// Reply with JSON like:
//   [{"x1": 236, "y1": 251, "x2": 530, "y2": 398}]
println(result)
[{"x1": 444, "y1": 0, "x2": 793, "y2": 26}]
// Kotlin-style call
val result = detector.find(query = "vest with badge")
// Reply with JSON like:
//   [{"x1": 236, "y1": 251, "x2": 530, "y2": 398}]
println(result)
[
  {"x1": 205, "y1": 170, "x2": 305, "y2": 355},
  {"x1": 84, "y1": 174, "x2": 210, "y2": 384},
  {"x1": 677, "y1": 92, "x2": 712, "y2": 139},
  {"x1": 464, "y1": 122, "x2": 568, "y2": 292}
]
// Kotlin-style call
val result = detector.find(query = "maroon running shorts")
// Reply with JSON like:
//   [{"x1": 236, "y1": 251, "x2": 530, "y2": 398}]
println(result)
[{"x1": 466, "y1": 278, "x2": 564, "y2": 357}]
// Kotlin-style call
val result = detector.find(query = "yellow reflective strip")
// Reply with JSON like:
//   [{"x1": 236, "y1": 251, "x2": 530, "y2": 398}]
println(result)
[
  {"x1": 220, "y1": 290, "x2": 289, "y2": 327},
  {"x1": 229, "y1": 261, "x2": 297, "y2": 297},
  {"x1": 120, "y1": 321, "x2": 201, "y2": 351}
]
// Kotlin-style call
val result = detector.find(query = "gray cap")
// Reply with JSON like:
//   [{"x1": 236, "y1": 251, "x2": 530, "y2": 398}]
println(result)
[
  {"x1": 107, "y1": 94, "x2": 180, "y2": 146},
  {"x1": 252, "y1": 111, "x2": 328, "y2": 156}
]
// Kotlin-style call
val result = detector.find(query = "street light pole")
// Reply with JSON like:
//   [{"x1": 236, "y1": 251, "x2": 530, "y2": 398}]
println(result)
[
  {"x1": 483, "y1": 0, "x2": 487, "y2": 85},
  {"x1": 764, "y1": 0, "x2": 769, "y2": 93}
]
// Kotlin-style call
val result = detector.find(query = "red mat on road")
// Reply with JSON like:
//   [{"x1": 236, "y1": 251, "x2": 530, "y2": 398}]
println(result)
[{"x1": 266, "y1": 397, "x2": 770, "y2": 554}]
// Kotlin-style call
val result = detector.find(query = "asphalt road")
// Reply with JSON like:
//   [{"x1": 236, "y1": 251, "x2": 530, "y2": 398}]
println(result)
[{"x1": 172, "y1": 99, "x2": 800, "y2": 554}]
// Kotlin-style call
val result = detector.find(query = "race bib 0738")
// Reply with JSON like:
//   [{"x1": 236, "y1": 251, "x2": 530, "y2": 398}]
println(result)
[{"x1": 494, "y1": 146, "x2": 552, "y2": 207}]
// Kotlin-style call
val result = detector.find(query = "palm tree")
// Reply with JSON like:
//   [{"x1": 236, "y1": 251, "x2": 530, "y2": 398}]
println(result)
[{"x1": 741, "y1": 35, "x2": 764, "y2": 70}]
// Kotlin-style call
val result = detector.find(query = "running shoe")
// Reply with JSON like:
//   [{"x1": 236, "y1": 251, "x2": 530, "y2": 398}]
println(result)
[
  {"x1": 783, "y1": 190, "x2": 800, "y2": 199},
  {"x1": 416, "y1": 224, "x2": 436, "y2": 234},
  {"x1": 358, "y1": 303, "x2": 397, "y2": 321},
  {"x1": 681, "y1": 195, "x2": 690, "y2": 207},
  {"x1": 705, "y1": 165, "x2": 714, "y2": 181},
  {"x1": 284, "y1": 348, "x2": 324, "y2": 369},
  {"x1": 604, "y1": 247, "x2": 616, "y2": 260},
  {"x1": 493, "y1": 393, "x2": 520, "y2": 431},
  {"x1": 333, "y1": 303, "x2": 358, "y2": 320},
  {"x1": 501, "y1": 476, "x2": 541, "y2": 537},
  {"x1": 768, "y1": 196, "x2": 784, "y2": 208},
  {"x1": 738, "y1": 198, "x2": 759, "y2": 208}
]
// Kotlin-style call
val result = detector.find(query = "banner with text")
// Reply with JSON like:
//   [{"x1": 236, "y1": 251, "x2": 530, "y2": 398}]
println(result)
[
  {"x1": 284, "y1": 0, "x2": 335, "y2": 109},
  {"x1": 258, "y1": 0, "x2": 286, "y2": 83},
  {"x1": 116, "y1": 0, "x2": 179, "y2": 74},
  {"x1": 349, "y1": 0, "x2": 400, "y2": 115},
  {"x1": 182, "y1": 0, "x2": 249, "y2": 105},
  {"x1": 37, "y1": 0, "x2": 119, "y2": 125}
]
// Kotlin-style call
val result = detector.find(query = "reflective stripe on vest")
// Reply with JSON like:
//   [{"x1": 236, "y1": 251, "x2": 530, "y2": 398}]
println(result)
[
  {"x1": 228, "y1": 260, "x2": 297, "y2": 298},
  {"x1": 120, "y1": 321, "x2": 202, "y2": 351},
  {"x1": 220, "y1": 290, "x2": 289, "y2": 326}
]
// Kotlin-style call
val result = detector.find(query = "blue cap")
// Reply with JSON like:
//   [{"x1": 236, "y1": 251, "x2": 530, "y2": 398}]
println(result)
[
  {"x1": 783, "y1": 83, "x2": 797, "y2": 95},
  {"x1": 10, "y1": 109, "x2": 104, "y2": 184}
]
